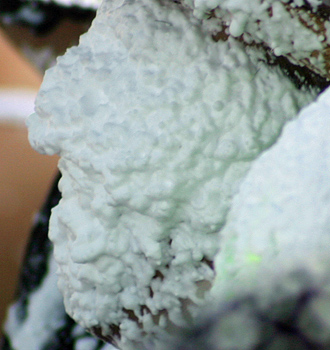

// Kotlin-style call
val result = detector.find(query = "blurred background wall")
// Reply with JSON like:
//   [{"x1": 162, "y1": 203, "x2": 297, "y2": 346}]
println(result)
[{"x1": 0, "y1": 28, "x2": 58, "y2": 333}]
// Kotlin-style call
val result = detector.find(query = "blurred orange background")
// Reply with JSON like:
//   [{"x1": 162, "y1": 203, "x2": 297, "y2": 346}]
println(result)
[{"x1": 0, "y1": 28, "x2": 58, "y2": 333}]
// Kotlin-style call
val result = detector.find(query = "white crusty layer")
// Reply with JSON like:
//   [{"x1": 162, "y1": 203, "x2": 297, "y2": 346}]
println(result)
[{"x1": 27, "y1": 0, "x2": 317, "y2": 348}]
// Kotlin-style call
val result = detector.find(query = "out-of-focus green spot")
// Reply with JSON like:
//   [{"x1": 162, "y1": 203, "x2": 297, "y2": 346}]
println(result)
[{"x1": 247, "y1": 253, "x2": 262, "y2": 264}]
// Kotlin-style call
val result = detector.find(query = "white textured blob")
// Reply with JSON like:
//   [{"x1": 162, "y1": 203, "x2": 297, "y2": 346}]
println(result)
[
  {"x1": 27, "y1": 0, "x2": 316, "y2": 348},
  {"x1": 212, "y1": 86, "x2": 330, "y2": 296}
]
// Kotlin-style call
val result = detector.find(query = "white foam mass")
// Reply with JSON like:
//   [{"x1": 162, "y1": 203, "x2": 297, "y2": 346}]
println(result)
[
  {"x1": 184, "y1": 0, "x2": 328, "y2": 78},
  {"x1": 212, "y1": 85, "x2": 330, "y2": 295},
  {"x1": 27, "y1": 0, "x2": 317, "y2": 348}
]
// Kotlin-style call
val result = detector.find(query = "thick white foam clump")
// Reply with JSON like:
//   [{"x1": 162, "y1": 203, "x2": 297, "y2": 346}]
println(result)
[
  {"x1": 212, "y1": 86, "x2": 330, "y2": 296},
  {"x1": 27, "y1": 0, "x2": 316, "y2": 348}
]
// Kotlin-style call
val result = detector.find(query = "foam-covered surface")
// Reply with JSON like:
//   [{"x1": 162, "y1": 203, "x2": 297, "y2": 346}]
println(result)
[
  {"x1": 184, "y1": 0, "x2": 330, "y2": 81},
  {"x1": 212, "y1": 85, "x2": 330, "y2": 294},
  {"x1": 27, "y1": 0, "x2": 319, "y2": 348}
]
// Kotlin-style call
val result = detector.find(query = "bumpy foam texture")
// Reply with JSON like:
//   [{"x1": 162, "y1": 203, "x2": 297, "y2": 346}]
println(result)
[
  {"x1": 184, "y1": 0, "x2": 330, "y2": 81},
  {"x1": 212, "y1": 82, "x2": 330, "y2": 295},
  {"x1": 27, "y1": 0, "x2": 318, "y2": 348}
]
